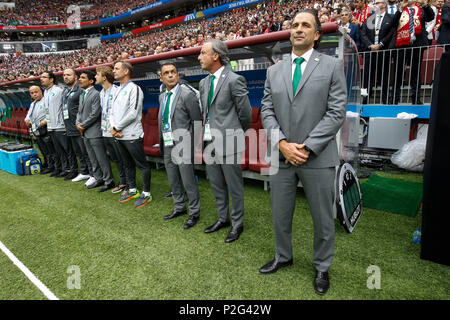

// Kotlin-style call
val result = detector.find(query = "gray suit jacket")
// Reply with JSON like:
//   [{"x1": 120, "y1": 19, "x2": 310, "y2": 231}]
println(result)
[
  {"x1": 199, "y1": 65, "x2": 252, "y2": 157},
  {"x1": 261, "y1": 50, "x2": 347, "y2": 169},
  {"x1": 158, "y1": 83, "x2": 202, "y2": 156},
  {"x1": 76, "y1": 86, "x2": 102, "y2": 139}
]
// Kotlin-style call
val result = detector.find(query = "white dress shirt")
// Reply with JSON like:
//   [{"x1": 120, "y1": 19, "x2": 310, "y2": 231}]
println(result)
[
  {"x1": 211, "y1": 65, "x2": 225, "y2": 93},
  {"x1": 291, "y1": 47, "x2": 314, "y2": 81},
  {"x1": 163, "y1": 83, "x2": 180, "y2": 128}
]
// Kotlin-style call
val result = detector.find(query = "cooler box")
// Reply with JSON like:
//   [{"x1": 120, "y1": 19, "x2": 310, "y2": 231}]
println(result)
[
  {"x1": 1, "y1": 144, "x2": 33, "y2": 175},
  {"x1": 0, "y1": 142, "x2": 14, "y2": 169}
]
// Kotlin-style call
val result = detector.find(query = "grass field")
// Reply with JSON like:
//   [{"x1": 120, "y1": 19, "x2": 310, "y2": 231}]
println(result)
[{"x1": 0, "y1": 143, "x2": 448, "y2": 300}]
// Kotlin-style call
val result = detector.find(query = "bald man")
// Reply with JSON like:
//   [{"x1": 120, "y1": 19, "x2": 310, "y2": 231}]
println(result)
[
  {"x1": 62, "y1": 68, "x2": 92, "y2": 182},
  {"x1": 25, "y1": 86, "x2": 57, "y2": 174}
]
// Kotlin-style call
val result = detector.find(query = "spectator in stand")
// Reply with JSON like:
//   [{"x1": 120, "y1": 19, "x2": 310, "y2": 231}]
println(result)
[
  {"x1": 390, "y1": 0, "x2": 435, "y2": 104},
  {"x1": 341, "y1": 7, "x2": 362, "y2": 51},
  {"x1": 438, "y1": 0, "x2": 450, "y2": 50},
  {"x1": 282, "y1": 19, "x2": 292, "y2": 30},
  {"x1": 332, "y1": 8, "x2": 342, "y2": 23},
  {"x1": 353, "y1": 0, "x2": 373, "y2": 26},
  {"x1": 360, "y1": 0, "x2": 395, "y2": 104},
  {"x1": 427, "y1": 0, "x2": 439, "y2": 44},
  {"x1": 320, "y1": 14, "x2": 330, "y2": 23},
  {"x1": 270, "y1": 15, "x2": 284, "y2": 32},
  {"x1": 387, "y1": 0, "x2": 400, "y2": 14}
]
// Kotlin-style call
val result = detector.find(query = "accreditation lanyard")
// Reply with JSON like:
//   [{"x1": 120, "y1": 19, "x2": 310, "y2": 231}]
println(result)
[
  {"x1": 101, "y1": 87, "x2": 114, "y2": 131},
  {"x1": 63, "y1": 87, "x2": 75, "y2": 120},
  {"x1": 29, "y1": 101, "x2": 38, "y2": 133},
  {"x1": 161, "y1": 85, "x2": 179, "y2": 147},
  {"x1": 45, "y1": 87, "x2": 53, "y2": 122},
  {"x1": 113, "y1": 81, "x2": 131, "y2": 103}
]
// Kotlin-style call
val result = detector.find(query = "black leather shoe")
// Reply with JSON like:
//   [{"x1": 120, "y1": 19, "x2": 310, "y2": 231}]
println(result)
[
  {"x1": 40, "y1": 168, "x2": 52, "y2": 174},
  {"x1": 314, "y1": 270, "x2": 330, "y2": 295},
  {"x1": 259, "y1": 257, "x2": 293, "y2": 274},
  {"x1": 204, "y1": 220, "x2": 231, "y2": 234},
  {"x1": 184, "y1": 216, "x2": 199, "y2": 229},
  {"x1": 163, "y1": 191, "x2": 173, "y2": 198},
  {"x1": 98, "y1": 182, "x2": 115, "y2": 193},
  {"x1": 50, "y1": 170, "x2": 61, "y2": 177},
  {"x1": 64, "y1": 172, "x2": 78, "y2": 180},
  {"x1": 57, "y1": 171, "x2": 69, "y2": 178},
  {"x1": 225, "y1": 225, "x2": 243, "y2": 243},
  {"x1": 87, "y1": 180, "x2": 104, "y2": 189},
  {"x1": 164, "y1": 209, "x2": 187, "y2": 220}
]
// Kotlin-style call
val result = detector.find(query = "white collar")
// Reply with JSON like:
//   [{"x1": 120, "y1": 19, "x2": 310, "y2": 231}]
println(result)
[
  {"x1": 212, "y1": 65, "x2": 225, "y2": 79},
  {"x1": 291, "y1": 47, "x2": 314, "y2": 64},
  {"x1": 166, "y1": 83, "x2": 179, "y2": 95}
]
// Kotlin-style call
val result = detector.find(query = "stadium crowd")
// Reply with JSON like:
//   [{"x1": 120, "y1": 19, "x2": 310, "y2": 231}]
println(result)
[
  {"x1": 0, "y1": 0, "x2": 233, "y2": 26},
  {"x1": 1, "y1": 0, "x2": 449, "y2": 103},
  {"x1": 0, "y1": 0, "x2": 155, "y2": 26}
]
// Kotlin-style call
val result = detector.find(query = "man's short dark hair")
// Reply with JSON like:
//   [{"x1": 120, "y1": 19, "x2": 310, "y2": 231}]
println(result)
[
  {"x1": 296, "y1": 9, "x2": 322, "y2": 49},
  {"x1": 80, "y1": 70, "x2": 96, "y2": 82},
  {"x1": 42, "y1": 71, "x2": 56, "y2": 84},
  {"x1": 160, "y1": 62, "x2": 178, "y2": 73}
]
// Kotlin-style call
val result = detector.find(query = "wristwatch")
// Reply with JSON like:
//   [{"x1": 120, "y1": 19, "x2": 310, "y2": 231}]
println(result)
[{"x1": 304, "y1": 145, "x2": 312, "y2": 153}]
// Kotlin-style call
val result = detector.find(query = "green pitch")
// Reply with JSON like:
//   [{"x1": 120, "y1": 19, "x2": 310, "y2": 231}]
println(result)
[{"x1": 0, "y1": 161, "x2": 448, "y2": 300}]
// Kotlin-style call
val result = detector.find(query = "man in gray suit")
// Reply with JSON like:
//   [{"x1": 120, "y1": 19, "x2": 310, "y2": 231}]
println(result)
[
  {"x1": 259, "y1": 10, "x2": 347, "y2": 295},
  {"x1": 62, "y1": 68, "x2": 92, "y2": 182},
  {"x1": 158, "y1": 63, "x2": 202, "y2": 229},
  {"x1": 198, "y1": 39, "x2": 252, "y2": 243},
  {"x1": 76, "y1": 70, "x2": 115, "y2": 192}
]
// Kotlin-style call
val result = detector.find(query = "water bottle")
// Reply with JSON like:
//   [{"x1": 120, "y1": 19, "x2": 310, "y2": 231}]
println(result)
[{"x1": 412, "y1": 228, "x2": 421, "y2": 244}]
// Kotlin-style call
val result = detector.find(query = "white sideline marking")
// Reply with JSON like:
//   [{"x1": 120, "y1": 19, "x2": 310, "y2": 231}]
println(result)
[{"x1": 0, "y1": 240, "x2": 59, "y2": 300}]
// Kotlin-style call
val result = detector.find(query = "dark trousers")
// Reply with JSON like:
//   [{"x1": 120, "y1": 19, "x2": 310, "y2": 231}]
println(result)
[
  {"x1": 116, "y1": 138, "x2": 151, "y2": 192},
  {"x1": 83, "y1": 137, "x2": 114, "y2": 185},
  {"x1": 49, "y1": 130, "x2": 77, "y2": 173},
  {"x1": 70, "y1": 135, "x2": 91, "y2": 176},
  {"x1": 104, "y1": 136, "x2": 126, "y2": 186},
  {"x1": 362, "y1": 50, "x2": 391, "y2": 104},
  {"x1": 36, "y1": 133, "x2": 57, "y2": 170},
  {"x1": 392, "y1": 46, "x2": 424, "y2": 104}
]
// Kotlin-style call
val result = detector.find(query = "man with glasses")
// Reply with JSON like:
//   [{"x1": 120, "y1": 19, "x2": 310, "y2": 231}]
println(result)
[
  {"x1": 361, "y1": 0, "x2": 396, "y2": 104},
  {"x1": 40, "y1": 71, "x2": 75, "y2": 178},
  {"x1": 390, "y1": 0, "x2": 435, "y2": 104},
  {"x1": 341, "y1": 7, "x2": 362, "y2": 51}
]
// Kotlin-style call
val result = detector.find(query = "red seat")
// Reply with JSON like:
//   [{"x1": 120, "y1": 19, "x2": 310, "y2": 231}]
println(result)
[
  {"x1": 248, "y1": 112, "x2": 270, "y2": 174},
  {"x1": 242, "y1": 107, "x2": 261, "y2": 171},
  {"x1": 142, "y1": 108, "x2": 161, "y2": 157},
  {"x1": 421, "y1": 46, "x2": 444, "y2": 85}
]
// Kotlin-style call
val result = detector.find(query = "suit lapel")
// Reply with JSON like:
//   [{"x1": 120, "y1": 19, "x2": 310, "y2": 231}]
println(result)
[
  {"x1": 294, "y1": 50, "x2": 320, "y2": 97},
  {"x1": 170, "y1": 85, "x2": 181, "y2": 120},
  {"x1": 158, "y1": 93, "x2": 164, "y2": 126},
  {"x1": 83, "y1": 88, "x2": 93, "y2": 107},
  {"x1": 210, "y1": 66, "x2": 229, "y2": 106},
  {"x1": 282, "y1": 59, "x2": 293, "y2": 103},
  {"x1": 203, "y1": 77, "x2": 210, "y2": 115}
]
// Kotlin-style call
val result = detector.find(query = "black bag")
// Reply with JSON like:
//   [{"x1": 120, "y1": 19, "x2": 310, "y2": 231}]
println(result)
[{"x1": 37, "y1": 125, "x2": 48, "y2": 136}]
